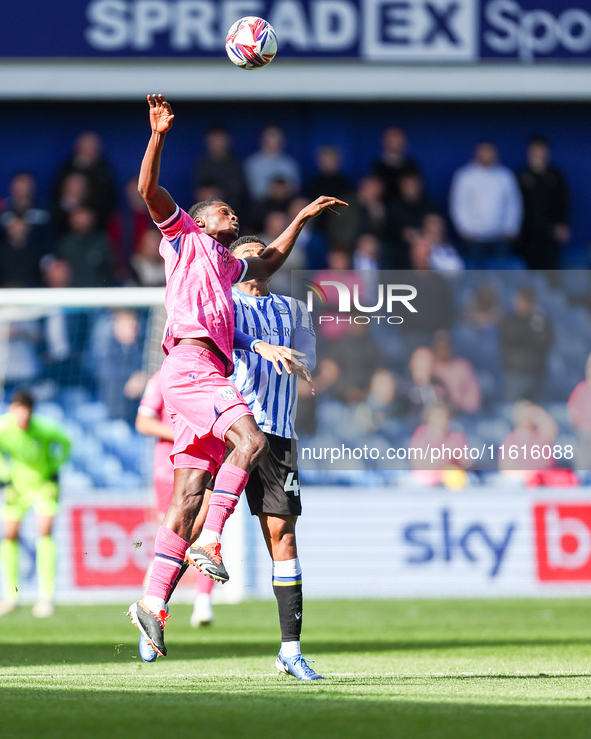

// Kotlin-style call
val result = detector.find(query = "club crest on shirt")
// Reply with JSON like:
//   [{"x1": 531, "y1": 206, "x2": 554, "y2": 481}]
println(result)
[
  {"x1": 188, "y1": 372, "x2": 197, "y2": 381},
  {"x1": 273, "y1": 302, "x2": 290, "y2": 314},
  {"x1": 218, "y1": 387, "x2": 237, "y2": 401}
]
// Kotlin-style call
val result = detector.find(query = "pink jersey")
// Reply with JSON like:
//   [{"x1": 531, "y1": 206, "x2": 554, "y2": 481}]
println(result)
[
  {"x1": 138, "y1": 370, "x2": 174, "y2": 514},
  {"x1": 156, "y1": 205, "x2": 248, "y2": 375}
]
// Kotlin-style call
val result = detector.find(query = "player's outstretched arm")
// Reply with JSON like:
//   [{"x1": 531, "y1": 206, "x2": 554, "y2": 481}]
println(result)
[
  {"x1": 138, "y1": 94, "x2": 177, "y2": 224},
  {"x1": 242, "y1": 196, "x2": 348, "y2": 279}
]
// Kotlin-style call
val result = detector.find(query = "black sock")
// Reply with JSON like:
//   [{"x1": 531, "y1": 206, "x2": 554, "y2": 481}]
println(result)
[{"x1": 272, "y1": 559, "x2": 302, "y2": 643}]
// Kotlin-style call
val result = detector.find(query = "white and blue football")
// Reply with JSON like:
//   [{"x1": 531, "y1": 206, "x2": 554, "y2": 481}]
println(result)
[{"x1": 225, "y1": 17, "x2": 278, "y2": 70}]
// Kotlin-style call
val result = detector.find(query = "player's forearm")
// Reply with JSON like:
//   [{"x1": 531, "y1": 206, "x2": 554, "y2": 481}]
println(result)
[
  {"x1": 257, "y1": 212, "x2": 309, "y2": 275},
  {"x1": 138, "y1": 132, "x2": 167, "y2": 202},
  {"x1": 136, "y1": 413, "x2": 175, "y2": 442}
]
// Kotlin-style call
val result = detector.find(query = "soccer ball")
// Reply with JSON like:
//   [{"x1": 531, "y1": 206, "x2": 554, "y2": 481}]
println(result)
[{"x1": 225, "y1": 17, "x2": 278, "y2": 70}]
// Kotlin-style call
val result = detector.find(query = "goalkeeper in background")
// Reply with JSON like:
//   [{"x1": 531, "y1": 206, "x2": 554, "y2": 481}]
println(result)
[{"x1": 0, "y1": 391, "x2": 71, "y2": 618}]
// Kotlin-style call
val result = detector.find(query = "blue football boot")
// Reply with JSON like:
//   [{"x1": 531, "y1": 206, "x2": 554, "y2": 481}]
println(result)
[
  {"x1": 275, "y1": 652, "x2": 324, "y2": 680},
  {"x1": 138, "y1": 632, "x2": 158, "y2": 662}
]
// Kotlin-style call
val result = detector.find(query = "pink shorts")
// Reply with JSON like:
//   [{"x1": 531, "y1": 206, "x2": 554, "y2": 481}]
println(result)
[{"x1": 160, "y1": 345, "x2": 253, "y2": 474}]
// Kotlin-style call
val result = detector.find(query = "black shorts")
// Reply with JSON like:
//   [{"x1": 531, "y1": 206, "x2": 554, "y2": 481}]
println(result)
[
  {"x1": 207, "y1": 433, "x2": 301, "y2": 517},
  {"x1": 245, "y1": 433, "x2": 301, "y2": 517}
]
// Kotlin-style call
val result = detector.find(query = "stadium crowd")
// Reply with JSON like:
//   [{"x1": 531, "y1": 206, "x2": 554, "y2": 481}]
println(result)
[
  {"x1": 0, "y1": 125, "x2": 573, "y2": 288},
  {"x1": 0, "y1": 125, "x2": 589, "y2": 490}
]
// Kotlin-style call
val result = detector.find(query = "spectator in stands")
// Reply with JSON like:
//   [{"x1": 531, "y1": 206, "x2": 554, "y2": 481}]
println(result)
[
  {"x1": 251, "y1": 175, "x2": 295, "y2": 231},
  {"x1": 51, "y1": 172, "x2": 93, "y2": 238},
  {"x1": 464, "y1": 283, "x2": 502, "y2": 330},
  {"x1": 409, "y1": 402, "x2": 469, "y2": 488},
  {"x1": 401, "y1": 346, "x2": 445, "y2": 420},
  {"x1": 94, "y1": 309, "x2": 146, "y2": 426},
  {"x1": 129, "y1": 228, "x2": 166, "y2": 287},
  {"x1": 42, "y1": 258, "x2": 72, "y2": 289},
  {"x1": 41, "y1": 258, "x2": 95, "y2": 390},
  {"x1": 0, "y1": 174, "x2": 53, "y2": 287},
  {"x1": 355, "y1": 175, "x2": 387, "y2": 243},
  {"x1": 422, "y1": 213, "x2": 464, "y2": 271},
  {"x1": 0, "y1": 214, "x2": 51, "y2": 287},
  {"x1": 371, "y1": 126, "x2": 419, "y2": 202},
  {"x1": 56, "y1": 206, "x2": 114, "y2": 287},
  {"x1": 1, "y1": 172, "x2": 52, "y2": 234},
  {"x1": 258, "y1": 210, "x2": 306, "y2": 296},
  {"x1": 2, "y1": 321, "x2": 43, "y2": 394},
  {"x1": 354, "y1": 368, "x2": 401, "y2": 434},
  {"x1": 109, "y1": 176, "x2": 152, "y2": 279},
  {"x1": 384, "y1": 166, "x2": 438, "y2": 269},
  {"x1": 432, "y1": 330, "x2": 481, "y2": 414},
  {"x1": 499, "y1": 401, "x2": 557, "y2": 480},
  {"x1": 353, "y1": 233, "x2": 380, "y2": 272},
  {"x1": 286, "y1": 196, "x2": 328, "y2": 272},
  {"x1": 500, "y1": 286, "x2": 552, "y2": 403},
  {"x1": 193, "y1": 124, "x2": 247, "y2": 214},
  {"x1": 517, "y1": 136, "x2": 570, "y2": 270},
  {"x1": 402, "y1": 234, "x2": 455, "y2": 345},
  {"x1": 449, "y1": 141, "x2": 523, "y2": 267},
  {"x1": 51, "y1": 132, "x2": 117, "y2": 232},
  {"x1": 307, "y1": 146, "x2": 352, "y2": 203},
  {"x1": 313, "y1": 249, "x2": 360, "y2": 340},
  {"x1": 314, "y1": 317, "x2": 384, "y2": 404},
  {"x1": 306, "y1": 146, "x2": 353, "y2": 239},
  {"x1": 567, "y1": 352, "x2": 591, "y2": 471},
  {"x1": 245, "y1": 125, "x2": 301, "y2": 203}
]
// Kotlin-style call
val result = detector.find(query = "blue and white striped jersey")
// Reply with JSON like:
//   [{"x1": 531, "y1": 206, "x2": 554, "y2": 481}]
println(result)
[{"x1": 231, "y1": 288, "x2": 315, "y2": 439}]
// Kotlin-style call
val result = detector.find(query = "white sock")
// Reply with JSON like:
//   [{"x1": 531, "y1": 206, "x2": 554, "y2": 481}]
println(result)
[
  {"x1": 143, "y1": 595, "x2": 166, "y2": 614},
  {"x1": 281, "y1": 640, "x2": 301, "y2": 658},
  {"x1": 272, "y1": 558, "x2": 300, "y2": 578},
  {"x1": 196, "y1": 528, "x2": 220, "y2": 546}
]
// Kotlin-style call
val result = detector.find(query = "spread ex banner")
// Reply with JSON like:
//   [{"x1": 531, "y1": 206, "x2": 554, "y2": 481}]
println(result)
[{"x1": 0, "y1": 0, "x2": 590, "y2": 61}]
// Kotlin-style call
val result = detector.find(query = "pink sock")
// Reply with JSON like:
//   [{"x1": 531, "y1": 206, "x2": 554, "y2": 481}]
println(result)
[
  {"x1": 201, "y1": 463, "x2": 249, "y2": 536},
  {"x1": 195, "y1": 570, "x2": 215, "y2": 595},
  {"x1": 145, "y1": 526, "x2": 189, "y2": 602}
]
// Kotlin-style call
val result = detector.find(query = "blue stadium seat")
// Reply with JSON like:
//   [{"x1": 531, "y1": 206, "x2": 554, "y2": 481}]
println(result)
[
  {"x1": 74, "y1": 401, "x2": 109, "y2": 429},
  {"x1": 35, "y1": 401, "x2": 65, "y2": 422}
]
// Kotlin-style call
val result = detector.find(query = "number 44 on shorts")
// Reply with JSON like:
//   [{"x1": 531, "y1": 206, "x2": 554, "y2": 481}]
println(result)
[{"x1": 284, "y1": 472, "x2": 300, "y2": 496}]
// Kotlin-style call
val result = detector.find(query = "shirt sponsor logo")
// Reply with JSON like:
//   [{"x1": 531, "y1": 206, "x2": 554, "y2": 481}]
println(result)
[{"x1": 218, "y1": 387, "x2": 237, "y2": 401}]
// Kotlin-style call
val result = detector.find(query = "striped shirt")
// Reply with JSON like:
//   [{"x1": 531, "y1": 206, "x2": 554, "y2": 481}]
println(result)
[
  {"x1": 155, "y1": 205, "x2": 248, "y2": 375},
  {"x1": 231, "y1": 289, "x2": 315, "y2": 439}
]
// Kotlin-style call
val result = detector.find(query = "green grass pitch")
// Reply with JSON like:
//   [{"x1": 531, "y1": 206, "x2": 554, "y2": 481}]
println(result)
[{"x1": 1, "y1": 598, "x2": 591, "y2": 739}]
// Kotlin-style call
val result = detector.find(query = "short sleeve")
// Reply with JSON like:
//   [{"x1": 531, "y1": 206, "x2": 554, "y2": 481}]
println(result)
[
  {"x1": 155, "y1": 205, "x2": 199, "y2": 243},
  {"x1": 229, "y1": 256, "x2": 249, "y2": 285},
  {"x1": 139, "y1": 372, "x2": 164, "y2": 418},
  {"x1": 294, "y1": 299, "x2": 314, "y2": 333},
  {"x1": 293, "y1": 299, "x2": 316, "y2": 371}
]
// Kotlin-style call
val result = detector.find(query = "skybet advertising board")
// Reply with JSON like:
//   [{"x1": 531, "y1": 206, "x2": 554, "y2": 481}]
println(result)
[
  {"x1": 295, "y1": 489, "x2": 591, "y2": 598},
  {"x1": 10, "y1": 489, "x2": 589, "y2": 601}
]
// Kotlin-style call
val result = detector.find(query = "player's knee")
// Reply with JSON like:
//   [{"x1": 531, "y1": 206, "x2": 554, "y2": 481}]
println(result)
[{"x1": 243, "y1": 430, "x2": 269, "y2": 466}]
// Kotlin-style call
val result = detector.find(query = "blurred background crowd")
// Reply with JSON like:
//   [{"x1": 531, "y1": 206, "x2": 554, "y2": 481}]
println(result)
[
  {"x1": 0, "y1": 124, "x2": 577, "y2": 290},
  {"x1": 1, "y1": 119, "x2": 591, "y2": 492}
]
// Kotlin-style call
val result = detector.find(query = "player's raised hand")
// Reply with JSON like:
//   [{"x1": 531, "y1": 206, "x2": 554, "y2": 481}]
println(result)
[
  {"x1": 147, "y1": 94, "x2": 174, "y2": 134},
  {"x1": 301, "y1": 196, "x2": 349, "y2": 219}
]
